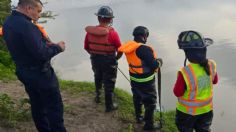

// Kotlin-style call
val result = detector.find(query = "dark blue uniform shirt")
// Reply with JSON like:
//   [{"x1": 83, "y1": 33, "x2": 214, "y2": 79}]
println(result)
[{"x1": 3, "y1": 10, "x2": 62, "y2": 68}]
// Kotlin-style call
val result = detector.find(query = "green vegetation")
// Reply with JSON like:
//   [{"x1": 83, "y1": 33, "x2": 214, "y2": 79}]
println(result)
[
  {"x1": 60, "y1": 80, "x2": 178, "y2": 131},
  {"x1": 0, "y1": 93, "x2": 31, "y2": 127},
  {"x1": 0, "y1": 0, "x2": 15, "y2": 81},
  {"x1": 0, "y1": 0, "x2": 178, "y2": 131}
]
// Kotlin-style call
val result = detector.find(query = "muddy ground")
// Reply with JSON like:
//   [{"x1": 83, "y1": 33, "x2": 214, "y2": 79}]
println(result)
[{"x1": 0, "y1": 81, "x2": 150, "y2": 132}]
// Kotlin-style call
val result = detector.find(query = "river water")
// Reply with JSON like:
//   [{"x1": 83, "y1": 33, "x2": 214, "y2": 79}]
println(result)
[{"x1": 13, "y1": 0, "x2": 236, "y2": 131}]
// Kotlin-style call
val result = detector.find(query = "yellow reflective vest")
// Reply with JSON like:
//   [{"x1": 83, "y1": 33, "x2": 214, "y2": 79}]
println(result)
[{"x1": 176, "y1": 59, "x2": 217, "y2": 115}]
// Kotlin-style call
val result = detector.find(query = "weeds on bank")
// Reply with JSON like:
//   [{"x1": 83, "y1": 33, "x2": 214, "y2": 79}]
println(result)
[
  {"x1": 59, "y1": 80, "x2": 178, "y2": 131},
  {"x1": 0, "y1": 93, "x2": 31, "y2": 127}
]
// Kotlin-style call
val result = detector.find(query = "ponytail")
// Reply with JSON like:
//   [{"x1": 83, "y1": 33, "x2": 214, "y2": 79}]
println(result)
[{"x1": 200, "y1": 59, "x2": 210, "y2": 76}]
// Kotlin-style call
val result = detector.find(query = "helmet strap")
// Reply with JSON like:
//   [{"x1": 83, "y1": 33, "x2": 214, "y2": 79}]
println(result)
[{"x1": 184, "y1": 57, "x2": 187, "y2": 66}]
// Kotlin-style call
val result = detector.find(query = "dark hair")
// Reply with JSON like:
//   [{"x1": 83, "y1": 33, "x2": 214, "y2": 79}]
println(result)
[
  {"x1": 184, "y1": 48, "x2": 210, "y2": 76},
  {"x1": 18, "y1": 0, "x2": 43, "y2": 7},
  {"x1": 200, "y1": 59, "x2": 210, "y2": 75}
]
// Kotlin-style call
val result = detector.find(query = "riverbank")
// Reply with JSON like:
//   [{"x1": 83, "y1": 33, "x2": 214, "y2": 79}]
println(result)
[{"x1": 0, "y1": 80, "x2": 178, "y2": 132}]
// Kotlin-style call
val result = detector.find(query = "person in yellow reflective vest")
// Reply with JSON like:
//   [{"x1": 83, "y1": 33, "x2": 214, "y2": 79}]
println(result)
[
  {"x1": 118, "y1": 26, "x2": 163, "y2": 131},
  {"x1": 173, "y1": 31, "x2": 219, "y2": 132}
]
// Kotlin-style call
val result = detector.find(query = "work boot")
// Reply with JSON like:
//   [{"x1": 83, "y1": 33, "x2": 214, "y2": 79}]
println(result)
[
  {"x1": 105, "y1": 92, "x2": 118, "y2": 112},
  {"x1": 105, "y1": 103, "x2": 118, "y2": 112},
  {"x1": 143, "y1": 123, "x2": 161, "y2": 131},
  {"x1": 136, "y1": 116, "x2": 144, "y2": 124},
  {"x1": 94, "y1": 95, "x2": 101, "y2": 104},
  {"x1": 143, "y1": 104, "x2": 159, "y2": 131}
]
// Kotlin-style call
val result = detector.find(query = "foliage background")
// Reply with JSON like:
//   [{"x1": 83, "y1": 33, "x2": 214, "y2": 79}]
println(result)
[{"x1": 0, "y1": 0, "x2": 15, "y2": 81}]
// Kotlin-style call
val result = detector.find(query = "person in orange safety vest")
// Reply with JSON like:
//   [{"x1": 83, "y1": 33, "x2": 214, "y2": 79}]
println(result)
[
  {"x1": 84, "y1": 6, "x2": 122, "y2": 112},
  {"x1": 118, "y1": 26, "x2": 163, "y2": 131},
  {"x1": 173, "y1": 30, "x2": 219, "y2": 132},
  {"x1": 0, "y1": 27, "x2": 3, "y2": 36}
]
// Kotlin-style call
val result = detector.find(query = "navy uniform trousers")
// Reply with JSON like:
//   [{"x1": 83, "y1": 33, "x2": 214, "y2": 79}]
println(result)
[{"x1": 16, "y1": 66, "x2": 66, "y2": 132}]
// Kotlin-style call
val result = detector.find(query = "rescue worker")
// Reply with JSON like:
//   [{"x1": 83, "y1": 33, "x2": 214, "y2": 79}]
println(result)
[
  {"x1": 118, "y1": 26, "x2": 163, "y2": 131},
  {"x1": 84, "y1": 6, "x2": 122, "y2": 112},
  {"x1": 3, "y1": 0, "x2": 67, "y2": 131},
  {"x1": 173, "y1": 30, "x2": 219, "y2": 132}
]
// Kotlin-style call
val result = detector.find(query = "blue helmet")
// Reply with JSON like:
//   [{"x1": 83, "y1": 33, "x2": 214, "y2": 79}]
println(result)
[{"x1": 177, "y1": 30, "x2": 213, "y2": 49}]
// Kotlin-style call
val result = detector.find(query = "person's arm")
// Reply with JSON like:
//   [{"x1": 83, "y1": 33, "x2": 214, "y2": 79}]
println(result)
[
  {"x1": 110, "y1": 30, "x2": 122, "y2": 60},
  {"x1": 136, "y1": 45, "x2": 162, "y2": 71},
  {"x1": 173, "y1": 71, "x2": 186, "y2": 97},
  {"x1": 110, "y1": 30, "x2": 121, "y2": 50},
  {"x1": 22, "y1": 24, "x2": 62, "y2": 61},
  {"x1": 116, "y1": 51, "x2": 123, "y2": 60},
  {"x1": 213, "y1": 72, "x2": 218, "y2": 84}
]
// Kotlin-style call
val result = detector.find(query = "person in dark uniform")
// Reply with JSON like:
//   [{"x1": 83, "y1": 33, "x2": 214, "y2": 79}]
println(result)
[
  {"x1": 84, "y1": 6, "x2": 122, "y2": 112},
  {"x1": 3, "y1": 0, "x2": 66, "y2": 131},
  {"x1": 119, "y1": 26, "x2": 163, "y2": 131}
]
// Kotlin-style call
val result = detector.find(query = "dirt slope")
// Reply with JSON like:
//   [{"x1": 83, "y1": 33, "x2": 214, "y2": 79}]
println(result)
[{"x1": 0, "y1": 81, "x2": 128, "y2": 132}]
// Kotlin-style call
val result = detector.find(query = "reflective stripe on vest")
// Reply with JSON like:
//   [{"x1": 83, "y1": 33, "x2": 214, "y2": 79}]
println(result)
[
  {"x1": 178, "y1": 97, "x2": 212, "y2": 107},
  {"x1": 130, "y1": 73, "x2": 155, "y2": 82},
  {"x1": 209, "y1": 60, "x2": 216, "y2": 82}
]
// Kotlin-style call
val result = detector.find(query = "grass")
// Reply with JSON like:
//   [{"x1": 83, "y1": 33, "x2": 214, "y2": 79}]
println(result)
[
  {"x1": 0, "y1": 93, "x2": 31, "y2": 127},
  {"x1": 0, "y1": 78, "x2": 178, "y2": 131},
  {"x1": 60, "y1": 80, "x2": 178, "y2": 132}
]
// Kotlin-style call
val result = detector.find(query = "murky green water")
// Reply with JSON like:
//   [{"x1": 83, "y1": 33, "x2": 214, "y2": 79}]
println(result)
[{"x1": 32, "y1": 0, "x2": 236, "y2": 131}]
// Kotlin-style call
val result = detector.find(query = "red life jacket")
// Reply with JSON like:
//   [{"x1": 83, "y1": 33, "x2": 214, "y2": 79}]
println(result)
[{"x1": 85, "y1": 26, "x2": 116, "y2": 55}]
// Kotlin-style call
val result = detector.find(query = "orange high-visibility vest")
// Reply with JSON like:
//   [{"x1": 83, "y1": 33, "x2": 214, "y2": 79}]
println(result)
[
  {"x1": 85, "y1": 26, "x2": 116, "y2": 55},
  {"x1": 0, "y1": 27, "x2": 3, "y2": 36},
  {"x1": 119, "y1": 40, "x2": 157, "y2": 74},
  {"x1": 176, "y1": 59, "x2": 217, "y2": 115},
  {"x1": 34, "y1": 24, "x2": 50, "y2": 41}
]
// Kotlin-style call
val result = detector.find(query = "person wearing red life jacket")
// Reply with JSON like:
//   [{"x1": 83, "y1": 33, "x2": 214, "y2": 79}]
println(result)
[
  {"x1": 84, "y1": 6, "x2": 122, "y2": 112},
  {"x1": 118, "y1": 26, "x2": 163, "y2": 131},
  {"x1": 174, "y1": 31, "x2": 219, "y2": 132}
]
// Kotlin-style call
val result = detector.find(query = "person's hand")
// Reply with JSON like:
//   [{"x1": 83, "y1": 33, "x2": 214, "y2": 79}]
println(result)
[
  {"x1": 156, "y1": 58, "x2": 163, "y2": 67},
  {"x1": 57, "y1": 41, "x2": 65, "y2": 52}
]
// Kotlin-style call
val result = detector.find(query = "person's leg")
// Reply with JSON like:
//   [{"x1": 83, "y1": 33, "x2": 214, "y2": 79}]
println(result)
[
  {"x1": 16, "y1": 69, "x2": 50, "y2": 132},
  {"x1": 131, "y1": 88, "x2": 143, "y2": 123},
  {"x1": 194, "y1": 111, "x2": 213, "y2": 132},
  {"x1": 137, "y1": 80, "x2": 160, "y2": 130},
  {"x1": 25, "y1": 85, "x2": 51, "y2": 132},
  {"x1": 103, "y1": 57, "x2": 118, "y2": 112},
  {"x1": 43, "y1": 69, "x2": 66, "y2": 132},
  {"x1": 91, "y1": 58, "x2": 103, "y2": 103},
  {"x1": 175, "y1": 110, "x2": 195, "y2": 132}
]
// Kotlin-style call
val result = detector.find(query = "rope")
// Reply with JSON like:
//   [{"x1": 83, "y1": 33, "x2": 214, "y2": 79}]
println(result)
[{"x1": 117, "y1": 67, "x2": 130, "y2": 82}]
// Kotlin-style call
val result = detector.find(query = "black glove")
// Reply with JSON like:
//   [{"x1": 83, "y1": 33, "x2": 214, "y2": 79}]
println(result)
[{"x1": 156, "y1": 58, "x2": 163, "y2": 67}]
